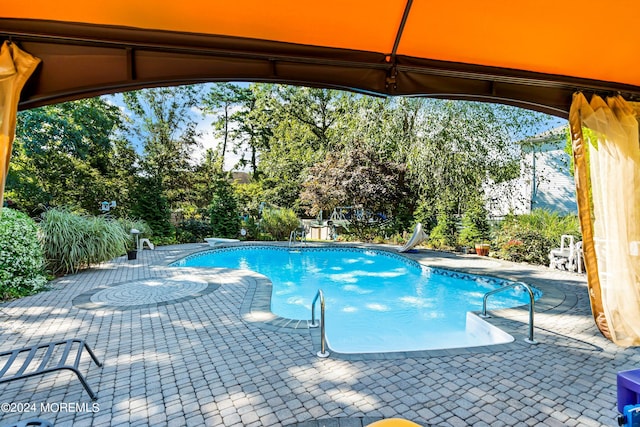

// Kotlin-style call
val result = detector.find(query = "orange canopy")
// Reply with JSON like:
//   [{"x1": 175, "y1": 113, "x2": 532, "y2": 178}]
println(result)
[{"x1": 2, "y1": 0, "x2": 640, "y2": 116}]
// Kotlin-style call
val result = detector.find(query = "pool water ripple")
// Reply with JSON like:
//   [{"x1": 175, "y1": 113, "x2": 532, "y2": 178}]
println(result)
[{"x1": 172, "y1": 245, "x2": 541, "y2": 353}]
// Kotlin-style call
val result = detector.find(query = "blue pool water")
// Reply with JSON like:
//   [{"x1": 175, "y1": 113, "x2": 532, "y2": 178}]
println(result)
[{"x1": 173, "y1": 246, "x2": 541, "y2": 353}]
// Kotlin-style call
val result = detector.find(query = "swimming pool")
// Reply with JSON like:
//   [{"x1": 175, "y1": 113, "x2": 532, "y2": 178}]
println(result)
[{"x1": 173, "y1": 246, "x2": 541, "y2": 353}]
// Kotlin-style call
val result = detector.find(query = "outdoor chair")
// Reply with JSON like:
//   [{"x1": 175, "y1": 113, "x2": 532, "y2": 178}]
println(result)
[
  {"x1": 549, "y1": 235, "x2": 584, "y2": 273},
  {"x1": 138, "y1": 237, "x2": 155, "y2": 250},
  {"x1": 0, "y1": 339, "x2": 102, "y2": 400}
]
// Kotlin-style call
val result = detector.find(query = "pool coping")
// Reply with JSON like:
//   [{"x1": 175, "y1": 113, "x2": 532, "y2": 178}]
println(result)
[{"x1": 169, "y1": 242, "x2": 578, "y2": 360}]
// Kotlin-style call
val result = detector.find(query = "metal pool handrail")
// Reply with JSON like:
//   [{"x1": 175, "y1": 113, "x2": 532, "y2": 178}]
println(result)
[
  {"x1": 479, "y1": 282, "x2": 537, "y2": 344},
  {"x1": 310, "y1": 289, "x2": 330, "y2": 358},
  {"x1": 288, "y1": 227, "x2": 307, "y2": 248}
]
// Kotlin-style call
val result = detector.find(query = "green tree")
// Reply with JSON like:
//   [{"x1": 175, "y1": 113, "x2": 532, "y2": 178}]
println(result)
[
  {"x1": 106, "y1": 137, "x2": 140, "y2": 214},
  {"x1": 301, "y1": 147, "x2": 410, "y2": 219},
  {"x1": 229, "y1": 84, "x2": 275, "y2": 175},
  {"x1": 202, "y1": 83, "x2": 253, "y2": 172},
  {"x1": 233, "y1": 179, "x2": 266, "y2": 219},
  {"x1": 17, "y1": 97, "x2": 121, "y2": 164},
  {"x1": 458, "y1": 196, "x2": 491, "y2": 246},
  {"x1": 130, "y1": 177, "x2": 173, "y2": 238},
  {"x1": 190, "y1": 148, "x2": 224, "y2": 209},
  {"x1": 339, "y1": 97, "x2": 423, "y2": 164},
  {"x1": 406, "y1": 100, "x2": 550, "y2": 221},
  {"x1": 209, "y1": 178, "x2": 240, "y2": 238},
  {"x1": 274, "y1": 85, "x2": 349, "y2": 151},
  {"x1": 255, "y1": 86, "x2": 351, "y2": 209},
  {"x1": 8, "y1": 98, "x2": 129, "y2": 214},
  {"x1": 122, "y1": 86, "x2": 202, "y2": 207},
  {"x1": 5, "y1": 139, "x2": 51, "y2": 213},
  {"x1": 429, "y1": 200, "x2": 459, "y2": 249}
]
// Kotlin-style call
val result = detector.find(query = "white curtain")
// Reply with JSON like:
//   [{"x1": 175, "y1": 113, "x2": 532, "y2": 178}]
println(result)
[{"x1": 569, "y1": 93, "x2": 640, "y2": 346}]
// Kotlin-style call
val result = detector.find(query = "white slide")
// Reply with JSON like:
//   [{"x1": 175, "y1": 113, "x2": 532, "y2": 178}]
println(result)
[{"x1": 398, "y1": 223, "x2": 429, "y2": 253}]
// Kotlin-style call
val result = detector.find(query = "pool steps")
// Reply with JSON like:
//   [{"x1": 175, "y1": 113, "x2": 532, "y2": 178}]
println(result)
[
  {"x1": 479, "y1": 282, "x2": 537, "y2": 344},
  {"x1": 310, "y1": 289, "x2": 330, "y2": 358}
]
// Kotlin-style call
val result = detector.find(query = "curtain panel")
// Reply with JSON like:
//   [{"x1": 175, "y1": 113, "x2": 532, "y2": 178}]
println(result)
[
  {"x1": 570, "y1": 93, "x2": 640, "y2": 346},
  {"x1": 0, "y1": 41, "x2": 40, "y2": 212}
]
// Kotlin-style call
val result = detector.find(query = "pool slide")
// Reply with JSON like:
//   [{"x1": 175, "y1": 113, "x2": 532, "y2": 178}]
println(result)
[{"x1": 398, "y1": 222, "x2": 428, "y2": 253}]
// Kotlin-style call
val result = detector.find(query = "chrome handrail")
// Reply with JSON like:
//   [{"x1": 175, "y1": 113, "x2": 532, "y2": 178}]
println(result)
[
  {"x1": 310, "y1": 289, "x2": 330, "y2": 358},
  {"x1": 480, "y1": 282, "x2": 537, "y2": 344},
  {"x1": 288, "y1": 228, "x2": 306, "y2": 248}
]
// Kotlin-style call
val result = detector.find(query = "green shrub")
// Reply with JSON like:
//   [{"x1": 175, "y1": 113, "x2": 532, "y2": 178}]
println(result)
[
  {"x1": 260, "y1": 207, "x2": 299, "y2": 240},
  {"x1": 517, "y1": 209, "x2": 581, "y2": 240},
  {"x1": 343, "y1": 217, "x2": 380, "y2": 242},
  {"x1": 390, "y1": 233, "x2": 407, "y2": 245},
  {"x1": 429, "y1": 211, "x2": 458, "y2": 249},
  {"x1": 176, "y1": 219, "x2": 213, "y2": 243},
  {"x1": 257, "y1": 232, "x2": 276, "y2": 241},
  {"x1": 458, "y1": 200, "x2": 490, "y2": 247},
  {"x1": 148, "y1": 235, "x2": 178, "y2": 246},
  {"x1": 130, "y1": 177, "x2": 173, "y2": 238},
  {"x1": 0, "y1": 208, "x2": 48, "y2": 300},
  {"x1": 116, "y1": 217, "x2": 152, "y2": 236},
  {"x1": 240, "y1": 218, "x2": 259, "y2": 240},
  {"x1": 492, "y1": 209, "x2": 581, "y2": 265},
  {"x1": 209, "y1": 179, "x2": 240, "y2": 238},
  {"x1": 495, "y1": 229, "x2": 553, "y2": 264},
  {"x1": 412, "y1": 201, "x2": 437, "y2": 235},
  {"x1": 40, "y1": 208, "x2": 129, "y2": 274}
]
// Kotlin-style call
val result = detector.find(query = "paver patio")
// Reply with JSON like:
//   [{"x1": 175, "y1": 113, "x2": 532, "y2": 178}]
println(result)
[{"x1": 0, "y1": 242, "x2": 638, "y2": 427}]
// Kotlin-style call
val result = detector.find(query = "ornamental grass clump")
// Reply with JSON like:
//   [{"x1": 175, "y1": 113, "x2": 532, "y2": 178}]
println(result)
[
  {"x1": 39, "y1": 208, "x2": 129, "y2": 275},
  {"x1": 0, "y1": 208, "x2": 48, "y2": 300},
  {"x1": 260, "y1": 207, "x2": 299, "y2": 240}
]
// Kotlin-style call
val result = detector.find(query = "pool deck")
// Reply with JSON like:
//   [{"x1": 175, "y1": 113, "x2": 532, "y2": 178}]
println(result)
[{"x1": 0, "y1": 242, "x2": 638, "y2": 426}]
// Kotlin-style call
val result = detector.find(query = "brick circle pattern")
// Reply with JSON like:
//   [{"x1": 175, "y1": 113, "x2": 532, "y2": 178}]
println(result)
[
  {"x1": 89, "y1": 276, "x2": 209, "y2": 306},
  {"x1": 73, "y1": 274, "x2": 220, "y2": 311}
]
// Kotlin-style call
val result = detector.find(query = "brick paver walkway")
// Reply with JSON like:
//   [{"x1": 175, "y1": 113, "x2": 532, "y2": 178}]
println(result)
[{"x1": 0, "y1": 243, "x2": 637, "y2": 427}]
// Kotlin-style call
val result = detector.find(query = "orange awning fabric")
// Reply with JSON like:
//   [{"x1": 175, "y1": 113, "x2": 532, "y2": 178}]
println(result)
[
  {"x1": 2, "y1": 1, "x2": 640, "y2": 116},
  {"x1": 0, "y1": 41, "x2": 40, "y2": 211}
]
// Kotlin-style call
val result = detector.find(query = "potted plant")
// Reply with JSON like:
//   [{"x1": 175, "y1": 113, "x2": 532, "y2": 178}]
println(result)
[
  {"x1": 474, "y1": 242, "x2": 490, "y2": 256},
  {"x1": 126, "y1": 229, "x2": 139, "y2": 260},
  {"x1": 126, "y1": 245, "x2": 137, "y2": 260}
]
